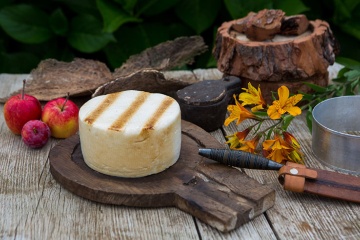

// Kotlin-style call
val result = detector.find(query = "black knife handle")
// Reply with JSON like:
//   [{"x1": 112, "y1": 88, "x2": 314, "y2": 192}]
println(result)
[{"x1": 198, "y1": 148, "x2": 283, "y2": 170}]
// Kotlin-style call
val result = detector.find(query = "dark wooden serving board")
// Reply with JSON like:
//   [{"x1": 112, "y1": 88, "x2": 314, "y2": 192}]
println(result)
[{"x1": 49, "y1": 120, "x2": 275, "y2": 232}]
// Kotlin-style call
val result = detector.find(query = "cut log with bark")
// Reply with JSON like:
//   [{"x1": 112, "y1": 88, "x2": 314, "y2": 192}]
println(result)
[{"x1": 213, "y1": 9, "x2": 339, "y2": 102}]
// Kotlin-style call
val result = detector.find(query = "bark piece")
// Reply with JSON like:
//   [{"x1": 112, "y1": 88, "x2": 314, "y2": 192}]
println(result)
[
  {"x1": 281, "y1": 15, "x2": 309, "y2": 35},
  {"x1": 113, "y1": 36, "x2": 208, "y2": 78},
  {"x1": 244, "y1": 9, "x2": 285, "y2": 41},
  {"x1": 92, "y1": 69, "x2": 197, "y2": 97},
  {"x1": 5, "y1": 58, "x2": 112, "y2": 101},
  {"x1": 231, "y1": 12, "x2": 256, "y2": 33},
  {"x1": 213, "y1": 19, "x2": 339, "y2": 82}
]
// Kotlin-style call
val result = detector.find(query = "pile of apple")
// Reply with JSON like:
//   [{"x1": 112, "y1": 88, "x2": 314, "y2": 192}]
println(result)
[{"x1": 3, "y1": 80, "x2": 79, "y2": 148}]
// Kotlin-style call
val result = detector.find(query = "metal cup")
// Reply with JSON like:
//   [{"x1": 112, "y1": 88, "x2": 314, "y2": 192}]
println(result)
[{"x1": 312, "y1": 96, "x2": 360, "y2": 176}]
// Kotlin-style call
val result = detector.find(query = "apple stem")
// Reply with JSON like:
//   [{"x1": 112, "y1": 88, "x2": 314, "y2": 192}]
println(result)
[
  {"x1": 61, "y1": 92, "x2": 70, "y2": 111},
  {"x1": 22, "y1": 79, "x2": 26, "y2": 100}
]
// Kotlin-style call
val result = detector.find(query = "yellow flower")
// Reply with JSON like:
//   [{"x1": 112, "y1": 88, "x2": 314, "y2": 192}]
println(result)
[
  {"x1": 239, "y1": 136, "x2": 260, "y2": 153},
  {"x1": 262, "y1": 134, "x2": 291, "y2": 163},
  {"x1": 226, "y1": 128, "x2": 250, "y2": 149},
  {"x1": 267, "y1": 86, "x2": 303, "y2": 120},
  {"x1": 224, "y1": 95, "x2": 257, "y2": 126},
  {"x1": 239, "y1": 83, "x2": 266, "y2": 112}
]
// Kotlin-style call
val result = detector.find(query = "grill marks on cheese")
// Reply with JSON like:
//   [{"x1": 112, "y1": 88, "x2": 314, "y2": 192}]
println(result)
[
  {"x1": 109, "y1": 92, "x2": 150, "y2": 131},
  {"x1": 84, "y1": 93, "x2": 119, "y2": 125},
  {"x1": 84, "y1": 91, "x2": 175, "y2": 132},
  {"x1": 144, "y1": 98, "x2": 174, "y2": 130}
]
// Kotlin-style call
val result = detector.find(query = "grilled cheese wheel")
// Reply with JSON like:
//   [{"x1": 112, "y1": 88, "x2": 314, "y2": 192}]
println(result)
[{"x1": 79, "y1": 90, "x2": 181, "y2": 178}]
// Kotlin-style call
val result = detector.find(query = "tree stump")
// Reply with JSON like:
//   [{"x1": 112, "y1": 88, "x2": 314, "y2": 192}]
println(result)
[{"x1": 213, "y1": 9, "x2": 339, "y2": 102}]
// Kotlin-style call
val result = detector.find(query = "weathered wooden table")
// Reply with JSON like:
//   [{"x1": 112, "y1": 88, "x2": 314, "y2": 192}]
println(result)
[{"x1": 1, "y1": 73, "x2": 359, "y2": 239}]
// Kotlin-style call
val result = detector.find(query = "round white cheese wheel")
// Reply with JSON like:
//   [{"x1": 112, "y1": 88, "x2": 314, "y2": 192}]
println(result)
[{"x1": 78, "y1": 90, "x2": 181, "y2": 178}]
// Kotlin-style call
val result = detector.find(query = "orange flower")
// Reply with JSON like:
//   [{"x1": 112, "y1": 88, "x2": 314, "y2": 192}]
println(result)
[
  {"x1": 283, "y1": 132, "x2": 304, "y2": 164},
  {"x1": 224, "y1": 95, "x2": 257, "y2": 126},
  {"x1": 239, "y1": 82, "x2": 266, "y2": 112},
  {"x1": 226, "y1": 128, "x2": 250, "y2": 149},
  {"x1": 262, "y1": 134, "x2": 292, "y2": 163},
  {"x1": 239, "y1": 136, "x2": 260, "y2": 153},
  {"x1": 267, "y1": 86, "x2": 303, "y2": 120}
]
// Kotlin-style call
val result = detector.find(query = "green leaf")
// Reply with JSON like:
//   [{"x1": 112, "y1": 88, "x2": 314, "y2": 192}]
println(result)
[
  {"x1": 224, "y1": 0, "x2": 273, "y2": 19},
  {"x1": 175, "y1": 0, "x2": 221, "y2": 34},
  {"x1": 114, "y1": 0, "x2": 138, "y2": 14},
  {"x1": 274, "y1": 0, "x2": 309, "y2": 15},
  {"x1": 333, "y1": 0, "x2": 352, "y2": 22},
  {"x1": 57, "y1": 0, "x2": 99, "y2": 16},
  {"x1": 336, "y1": 57, "x2": 360, "y2": 71},
  {"x1": 0, "y1": 4, "x2": 53, "y2": 44},
  {"x1": 252, "y1": 111, "x2": 268, "y2": 117},
  {"x1": 96, "y1": 0, "x2": 141, "y2": 33},
  {"x1": 266, "y1": 127, "x2": 274, "y2": 140},
  {"x1": 282, "y1": 115, "x2": 294, "y2": 131},
  {"x1": 303, "y1": 82, "x2": 327, "y2": 93},
  {"x1": 339, "y1": 20, "x2": 360, "y2": 40},
  {"x1": 0, "y1": 52, "x2": 39, "y2": 73},
  {"x1": 68, "y1": 14, "x2": 116, "y2": 53},
  {"x1": 141, "y1": 0, "x2": 180, "y2": 16},
  {"x1": 50, "y1": 8, "x2": 68, "y2": 36},
  {"x1": 300, "y1": 92, "x2": 315, "y2": 102},
  {"x1": 344, "y1": 69, "x2": 360, "y2": 80},
  {"x1": 332, "y1": 76, "x2": 348, "y2": 83}
]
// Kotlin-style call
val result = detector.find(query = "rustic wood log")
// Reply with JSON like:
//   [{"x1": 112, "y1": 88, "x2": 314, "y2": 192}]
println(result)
[{"x1": 214, "y1": 19, "x2": 338, "y2": 82}]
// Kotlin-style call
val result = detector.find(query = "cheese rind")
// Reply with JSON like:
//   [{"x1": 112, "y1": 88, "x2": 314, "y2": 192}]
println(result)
[{"x1": 79, "y1": 90, "x2": 181, "y2": 178}]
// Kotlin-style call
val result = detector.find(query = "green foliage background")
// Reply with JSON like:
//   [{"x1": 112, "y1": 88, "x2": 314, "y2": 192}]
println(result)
[{"x1": 0, "y1": 0, "x2": 359, "y2": 73}]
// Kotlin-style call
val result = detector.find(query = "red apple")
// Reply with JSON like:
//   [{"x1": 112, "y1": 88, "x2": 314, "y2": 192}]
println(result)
[
  {"x1": 21, "y1": 120, "x2": 51, "y2": 148},
  {"x1": 41, "y1": 94, "x2": 79, "y2": 138},
  {"x1": 3, "y1": 80, "x2": 42, "y2": 135}
]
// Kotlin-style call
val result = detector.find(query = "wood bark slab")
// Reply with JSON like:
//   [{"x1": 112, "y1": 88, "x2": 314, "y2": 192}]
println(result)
[
  {"x1": 113, "y1": 36, "x2": 208, "y2": 78},
  {"x1": 49, "y1": 120, "x2": 275, "y2": 232},
  {"x1": 3, "y1": 58, "x2": 112, "y2": 102}
]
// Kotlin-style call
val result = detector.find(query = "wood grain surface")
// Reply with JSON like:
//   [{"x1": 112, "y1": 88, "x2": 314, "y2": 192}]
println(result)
[{"x1": 1, "y1": 73, "x2": 359, "y2": 240}]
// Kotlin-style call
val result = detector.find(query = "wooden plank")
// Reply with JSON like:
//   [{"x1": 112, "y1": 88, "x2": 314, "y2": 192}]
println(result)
[
  {"x1": 222, "y1": 116, "x2": 360, "y2": 239},
  {"x1": 194, "y1": 129, "x2": 277, "y2": 239},
  {"x1": 0, "y1": 74, "x2": 200, "y2": 239},
  {"x1": 0, "y1": 74, "x2": 29, "y2": 102}
]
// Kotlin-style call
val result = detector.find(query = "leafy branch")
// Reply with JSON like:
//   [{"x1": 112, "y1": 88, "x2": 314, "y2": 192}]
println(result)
[{"x1": 301, "y1": 57, "x2": 360, "y2": 132}]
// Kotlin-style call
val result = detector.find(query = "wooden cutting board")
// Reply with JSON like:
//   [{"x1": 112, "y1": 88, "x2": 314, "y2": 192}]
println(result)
[{"x1": 49, "y1": 120, "x2": 275, "y2": 232}]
